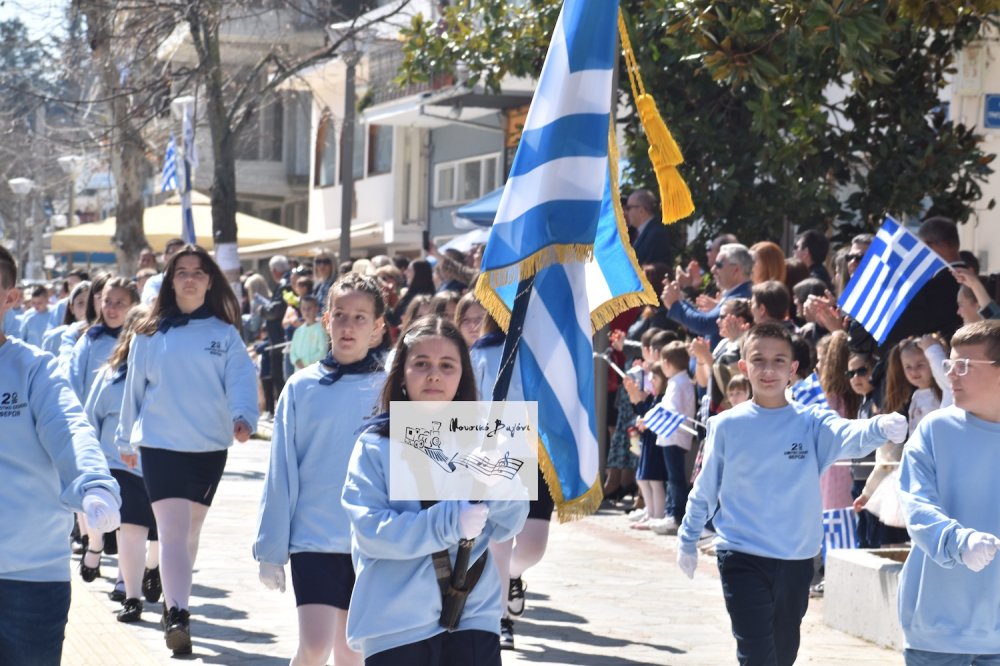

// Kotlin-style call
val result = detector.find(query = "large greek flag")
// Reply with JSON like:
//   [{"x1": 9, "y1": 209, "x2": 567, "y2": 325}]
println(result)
[
  {"x1": 839, "y1": 216, "x2": 949, "y2": 345},
  {"x1": 161, "y1": 134, "x2": 178, "y2": 193},
  {"x1": 476, "y1": 0, "x2": 657, "y2": 520}
]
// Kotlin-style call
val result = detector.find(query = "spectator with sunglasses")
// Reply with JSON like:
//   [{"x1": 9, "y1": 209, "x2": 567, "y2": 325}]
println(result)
[{"x1": 311, "y1": 250, "x2": 338, "y2": 314}]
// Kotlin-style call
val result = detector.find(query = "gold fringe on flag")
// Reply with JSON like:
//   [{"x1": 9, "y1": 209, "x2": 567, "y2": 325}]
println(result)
[
  {"x1": 618, "y1": 9, "x2": 694, "y2": 225},
  {"x1": 537, "y1": 435, "x2": 604, "y2": 522},
  {"x1": 590, "y1": 120, "x2": 661, "y2": 332}
]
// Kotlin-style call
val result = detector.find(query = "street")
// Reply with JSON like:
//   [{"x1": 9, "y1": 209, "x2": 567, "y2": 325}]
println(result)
[{"x1": 64, "y1": 436, "x2": 903, "y2": 665}]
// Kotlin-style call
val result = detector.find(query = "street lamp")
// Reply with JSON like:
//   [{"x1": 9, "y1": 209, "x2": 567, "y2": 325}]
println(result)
[
  {"x1": 8, "y1": 177, "x2": 35, "y2": 279},
  {"x1": 170, "y1": 95, "x2": 197, "y2": 245},
  {"x1": 57, "y1": 155, "x2": 84, "y2": 227},
  {"x1": 326, "y1": 22, "x2": 371, "y2": 264}
]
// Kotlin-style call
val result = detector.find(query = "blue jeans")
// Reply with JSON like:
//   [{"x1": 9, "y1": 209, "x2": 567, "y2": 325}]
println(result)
[
  {"x1": 717, "y1": 550, "x2": 814, "y2": 666},
  {"x1": 662, "y1": 445, "x2": 688, "y2": 522},
  {"x1": 0, "y1": 579, "x2": 71, "y2": 666},
  {"x1": 904, "y1": 649, "x2": 1000, "y2": 666}
]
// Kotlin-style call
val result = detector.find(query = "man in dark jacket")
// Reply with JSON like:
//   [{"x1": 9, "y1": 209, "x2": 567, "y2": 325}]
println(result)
[
  {"x1": 626, "y1": 189, "x2": 674, "y2": 267},
  {"x1": 261, "y1": 255, "x2": 293, "y2": 413}
]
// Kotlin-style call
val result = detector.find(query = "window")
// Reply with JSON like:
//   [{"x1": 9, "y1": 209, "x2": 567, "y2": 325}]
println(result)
[
  {"x1": 433, "y1": 153, "x2": 501, "y2": 207},
  {"x1": 368, "y1": 125, "x2": 393, "y2": 175},
  {"x1": 340, "y1": 121, "x2": 366, "y2": 182},
  {"x1": 235, "y1": 94, "x2": 284, "y2": 162}
]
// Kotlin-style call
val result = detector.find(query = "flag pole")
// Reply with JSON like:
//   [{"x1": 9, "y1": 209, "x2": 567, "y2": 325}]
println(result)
[{"x1": 491, "y1": 275, "x2": 535, "y2": 403}]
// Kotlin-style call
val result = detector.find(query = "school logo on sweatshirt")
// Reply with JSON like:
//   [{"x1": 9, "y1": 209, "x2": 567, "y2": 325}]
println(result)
[
  {"x1": 204, "y1": 340, "x2": 224, "y2": 357},
  {"x1": 784, "y1": 442, "x2": 807, "y2": 460},
  {"x1": 0, "y1": 391, "x2": 27, "y2": 419}
]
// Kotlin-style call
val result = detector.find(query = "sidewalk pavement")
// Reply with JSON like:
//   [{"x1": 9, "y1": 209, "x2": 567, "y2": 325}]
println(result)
[{"x1": 63, "y1": 435, "x2": 904, "y2": 665}]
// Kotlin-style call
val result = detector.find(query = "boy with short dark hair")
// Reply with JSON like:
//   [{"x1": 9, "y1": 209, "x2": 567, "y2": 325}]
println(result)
[
  {"x1": 19, "y1": 284, "x2": 51, "y2": 347},
  {"x1": 897, "y1": 320, "x2": 1000, "y2": 665},
  {"x1": 677, "y1": 322, "x2": 907, "y2": 666},
  {"x1": 0, "y1": 246, "x2": 121, "y2": 665}
]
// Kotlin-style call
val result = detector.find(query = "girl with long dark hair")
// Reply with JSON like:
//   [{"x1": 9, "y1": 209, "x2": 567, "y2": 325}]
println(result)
[{"x1": 116, "y1": 245, "x2": 258, "y2": 656}]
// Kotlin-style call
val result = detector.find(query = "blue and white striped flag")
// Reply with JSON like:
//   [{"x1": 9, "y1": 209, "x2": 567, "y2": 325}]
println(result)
[
  {"x1": 822, "y1": 507, "x2": 859, "y2": 562},
  {"x1": 792, "y1": 371, "x2": 828, "y2": 409},
  {"x1": 161, "y1": 134, "x2": 178, "y2": 193},
  {"x1": 838, "y1": 216, "x2": 949, "y2": 345},
  {"x1": 642, "y1": 404, "x2": 686, "y2": 439},
  {"x1": 476, "y1": 0, "x2": 659, "y2": 520}
]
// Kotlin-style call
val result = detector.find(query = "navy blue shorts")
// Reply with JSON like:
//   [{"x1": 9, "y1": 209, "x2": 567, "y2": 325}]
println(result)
[
  {"x1": 290, "y1": 552, "x2": 355, "y2": 610},
  {"x1": 140, "y1": 447, "x2": 227, "y2": 506},
  {"x1": 111, "y1": 469, "x2": 158, "y2": 539}
]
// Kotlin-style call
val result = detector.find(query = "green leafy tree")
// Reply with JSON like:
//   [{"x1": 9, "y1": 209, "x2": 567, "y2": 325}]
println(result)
[{"x1": 398, "y1": 0, "x2": 996, "y2": 255}]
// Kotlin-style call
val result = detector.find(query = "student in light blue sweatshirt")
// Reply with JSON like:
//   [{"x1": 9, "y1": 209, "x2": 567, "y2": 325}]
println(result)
[
  {"x1": 68, "y1": 276, "x2": 139, "y2": 401},
  {"x1": 676, "y1": 322, "x2": 907, "y2": 666},
  {"x1": 255, "y1": 274, "x2": 387, "y2": 666},
  {"x1": 19, "y1": 284, "x2": 52, "y2": 347},
  {"x1": 342, "y1": 315, "x2": 529, "y2": 664},
  {"x1": 0, "y1": 246, "x2": 121, "y2": 666},
  {"x1": 116, "y1": 244, "x2": 258, "y2": 657},
  {"x1": 898, "y1": 320, "x2": 1000, "y2": 665},
  {"x1": 58, "y1": 273, "x2": 109, "y2": 372},
  {"x1": 42, "y1": 280, "x2": 90, "y2": 358},
  {"x1": 84, "y1": 305, "x2": 161, "y2": 624}
]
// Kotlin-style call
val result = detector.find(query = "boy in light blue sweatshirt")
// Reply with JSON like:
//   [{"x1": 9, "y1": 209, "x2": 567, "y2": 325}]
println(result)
[
  {"x1": 897, "y1": 320, "x2": 1000, "y2": 665},
  {"x1": 676, "y1": 322, "x2": 907, "y2": 666},
  {"x1": 19, "y1": 284, "x2": 51, "y2": 347},
  {"x1": 255, "y1": 274, "x2": 387, "y2": 666},
  {"x1": 0, "y1": 246, "x2": 121, "y2": 666}
]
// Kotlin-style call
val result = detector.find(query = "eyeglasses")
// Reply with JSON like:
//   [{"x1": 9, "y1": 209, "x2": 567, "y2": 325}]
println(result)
[
  {"x1": 845, "y1": 367, "x2": 870, "y2": 379},
  {"x1": 315, "y1": 258, "x2": 332, "y2": 265},
  {"x1": 624, "y1": 204, "x2": 640, "y2": 211},
  {"x1": 460, "y1": 317, "x2": 485, "y2": 329},
  {"x1": 942, "y1": 358, "x2": 1000, "y2": 376},
  {"x1": 847, "y1": 253, "x2": 864, "y2": 262},
  {"x1": 713, "y1": 260, "x2": 727, "y2": 269}
]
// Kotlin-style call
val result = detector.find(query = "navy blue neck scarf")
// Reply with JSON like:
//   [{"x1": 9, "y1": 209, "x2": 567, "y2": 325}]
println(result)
[
  {"x1": 471, "y1": 331, "x2": 505, "y2": 350},
  {"x1": 318, "y1": 350, "x2": 382, "y2": 386},
  {"x1": 111, "y1": 364, "x2": 128, "y2": 385},
  {"x1": 86, "y1": 324, "x2": 123, "y2": 340},
  {"x1": 158, "y1": 304, "x2": 213, "y2": 334}
]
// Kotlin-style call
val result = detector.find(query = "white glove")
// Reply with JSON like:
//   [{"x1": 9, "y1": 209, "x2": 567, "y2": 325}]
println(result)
[
  {"x1": 677, "y1": 549, "x2": 698, "y2": 580},
  {"x1": 877, "y1": 413, "x2": 908, "y2": 444},
  {"x1": 82, "y1": 488, "x2": 121, "y2": 533},
  {"x1": 960, "y1": 532, "x2": 999, "y2": 573},
  {"x1": 457, "y1": 501, "x2": 489, "y2": 540},
  {"x1": 258, "y1": 562, "x2": 286, "y2": 592}
]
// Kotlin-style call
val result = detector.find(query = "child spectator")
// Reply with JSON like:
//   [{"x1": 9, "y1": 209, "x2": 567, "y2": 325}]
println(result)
[
  {"x1": 289, "y1": 295, "x2": 330, "y2": 371},
  {"x1": 649, "y1": 341, "x2": 696, "y2": 535},
  {"x1": 626, "y1": 365, "x2": 668, "y2": 530},
  {"x1": 726, "y1": 374, "x2": 750, "y2": 407},
  {"x1": 677, "y1": 323, "x2": 906, "y2": 666},
  {"x1": 816, "y1": 331, "x2": 858, "y2": 510}
]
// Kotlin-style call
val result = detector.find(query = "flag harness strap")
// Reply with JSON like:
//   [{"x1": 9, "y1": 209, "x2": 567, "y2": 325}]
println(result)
[{"x1": 421, "y1": 500, "x2": 489, "y2": 631}]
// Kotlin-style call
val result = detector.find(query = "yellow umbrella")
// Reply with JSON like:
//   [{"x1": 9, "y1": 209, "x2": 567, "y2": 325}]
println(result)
[{"x1": 51, "y1": 191, "x2": 304, "y2": 254}]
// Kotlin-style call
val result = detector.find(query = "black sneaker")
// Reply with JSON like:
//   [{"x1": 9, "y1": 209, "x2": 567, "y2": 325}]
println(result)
[
  {"x1": 108, "y1": 580, "x2": 126, "y2": 602},
  {"x1": 142, "y1": 567, "x2": 162, "y2": 604},
  {"x1": 499, "y1": 617, "x2": 515, "y2": 650},
  {"x1": 508, "y1": 577, "x2": 526, "y2": 617},
  {"x1": 117, "y1": 598, "x2": 143, "y2": 623},
  {"x1": 164, "y1": 607, "x2": 192, "y2": 655}
]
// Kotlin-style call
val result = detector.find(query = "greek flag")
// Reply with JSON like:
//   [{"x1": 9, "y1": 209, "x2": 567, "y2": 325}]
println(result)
[
  {"x1": 642, "y1": 404, "x2": 685, "y2": 439},
  {"x1": 792, "y1": 372, "x2": 828, "y2": 409},
  {"x1": 838, "y1": 216, "x2": 949, "y2": 345},
  {"x1": 822, "y1": 507, "x2": 859, "y2": 562},
  {"x1": 161, "y1": 134, "x2": 178, "y2": 193},
  {"x1": 476, "y1": 0, "x2": 658, "y2": 520}
]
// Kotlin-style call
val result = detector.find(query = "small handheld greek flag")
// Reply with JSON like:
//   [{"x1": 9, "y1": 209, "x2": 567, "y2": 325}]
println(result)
[
  {"x1": 161, "y1": 134, "x2": 178, "y2": 193},
  {"x1": 822, "y1": 507, "x2": 859, "y2": 562},
  {"x1": 792, "y1": 372, "x2": 828, "y2": 409},
  {"x1": 838, "y1": 216, "x2": 949, "y2": 345},
  {"x1": 642, "y1": 404, "x2": 685, "y2": 439}
]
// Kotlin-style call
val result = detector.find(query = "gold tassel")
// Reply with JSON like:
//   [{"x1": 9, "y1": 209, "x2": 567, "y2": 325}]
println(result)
[
  {"x1": 536, "y1": 437, "x2": 604, "y2": 523},
  {"x1": 636, "y1": 94, "x2": 684, "y2": 166},
  {"x1": 649, "y1": 151, "x2": 695, "y2": 225}
]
